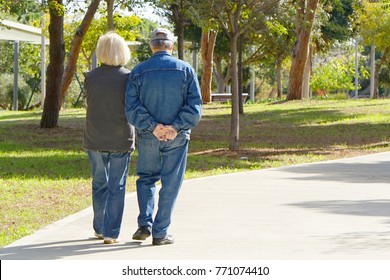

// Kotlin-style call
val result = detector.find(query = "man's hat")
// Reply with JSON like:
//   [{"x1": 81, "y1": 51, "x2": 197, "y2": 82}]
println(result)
[{"x1": 150, "y1": 28, "x2": 175, "y2": 42}]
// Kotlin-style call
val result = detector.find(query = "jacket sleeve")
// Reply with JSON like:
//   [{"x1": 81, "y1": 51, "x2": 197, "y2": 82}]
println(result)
[
  {"x1": 125, "y1": 73, "x2": 158, "y2": 132},
  {"x1": 171, "y1": 67, "x2": 203, "y2": 132}
]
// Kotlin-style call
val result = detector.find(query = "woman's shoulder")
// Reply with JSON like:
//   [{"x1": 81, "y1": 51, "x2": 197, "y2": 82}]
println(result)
[{"x1": 119, "y1": 66, "x2": 131, "y2": 74}]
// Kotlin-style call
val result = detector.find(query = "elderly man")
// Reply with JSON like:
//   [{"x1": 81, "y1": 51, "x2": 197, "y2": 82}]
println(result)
[{"x1": 125, "y1": 28, "x2": 202, "y2": 245}]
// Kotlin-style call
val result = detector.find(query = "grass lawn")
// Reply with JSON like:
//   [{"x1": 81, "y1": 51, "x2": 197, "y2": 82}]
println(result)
[{"x1": 1, "y1": 99, "x2": 390, "y2": 247}]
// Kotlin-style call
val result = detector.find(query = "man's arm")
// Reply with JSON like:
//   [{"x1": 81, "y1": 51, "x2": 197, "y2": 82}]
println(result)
[
  {"x1": 125, "y1": 74, "x2": 158, "y2": 133},
  {"x1": 170, "y1": 67, "x2": 203, "y2": 133}
]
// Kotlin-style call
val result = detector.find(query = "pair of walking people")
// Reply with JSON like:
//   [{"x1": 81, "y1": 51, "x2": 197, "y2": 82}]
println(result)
[{"x1": 83, "y1": 28, "x2": 203, "y2": 245}]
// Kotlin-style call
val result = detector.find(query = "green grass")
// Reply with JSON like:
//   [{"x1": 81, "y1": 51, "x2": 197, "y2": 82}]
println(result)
[{"x1": 1, "y1": 98, "x2": 390, "y2": 247}]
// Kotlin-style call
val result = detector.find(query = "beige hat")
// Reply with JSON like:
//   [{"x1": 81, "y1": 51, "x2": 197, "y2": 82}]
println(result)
[{"x1": 150, "y1": 28, "x2": 175, "y2": 42}]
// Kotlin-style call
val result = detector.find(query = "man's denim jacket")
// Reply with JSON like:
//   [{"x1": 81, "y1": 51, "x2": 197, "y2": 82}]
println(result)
[{"x1": 125, "y1": 51, "x2": 202, "y2": 139}]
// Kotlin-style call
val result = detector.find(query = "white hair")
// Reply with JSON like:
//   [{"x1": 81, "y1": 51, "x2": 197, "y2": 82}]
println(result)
[
  {"x1": 149, "y1": 39, "x2": 174, "y2": 51},
  {"x1": 96, "y1": 31, "x2": 130, "y2": 66}
]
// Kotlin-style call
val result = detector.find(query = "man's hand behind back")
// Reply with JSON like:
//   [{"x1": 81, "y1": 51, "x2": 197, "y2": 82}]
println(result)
[{"x1": 153, "y1": 124, "x2": 178, "y2": 141}]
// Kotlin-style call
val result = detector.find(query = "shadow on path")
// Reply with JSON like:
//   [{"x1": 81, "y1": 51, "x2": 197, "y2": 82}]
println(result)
[
  {"x1": 281, "y1": 160, "x2": 390, "y2": 184},
  {"x1": 0, "y1": 238, "x2": 150, "y2": 260},
  {"x1": 288, "y1": 199, "x2": 390, "y2": 220}
]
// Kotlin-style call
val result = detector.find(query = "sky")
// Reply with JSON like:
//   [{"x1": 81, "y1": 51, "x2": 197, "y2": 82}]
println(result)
[{"x1": 132, "y1": 3, "x2": 169, "y2": 25}]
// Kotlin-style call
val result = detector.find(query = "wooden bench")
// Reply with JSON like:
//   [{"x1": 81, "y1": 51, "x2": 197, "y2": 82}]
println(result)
[{"x1": 211, "y1": 93, "x2": 249, "y2": 103}]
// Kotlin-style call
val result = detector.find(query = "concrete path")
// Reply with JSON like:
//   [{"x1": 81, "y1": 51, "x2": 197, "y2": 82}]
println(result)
[{"x1": 1, "y1": 152, "x2": 390, "y2": 260}]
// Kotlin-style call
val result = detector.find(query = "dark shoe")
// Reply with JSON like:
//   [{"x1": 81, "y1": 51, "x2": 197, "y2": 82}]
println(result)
[
  {"x1": 152, "y1": 235, "x2": 174, "y2": 246},
  {"x1": 132, "y1": 226, "x2": 151, "y2": 240}
]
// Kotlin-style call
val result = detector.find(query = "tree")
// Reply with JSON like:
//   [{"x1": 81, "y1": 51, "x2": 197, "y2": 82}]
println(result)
[
  {"x1": 200, "y1": 30, "x2": 217, "y2": 103},
  {"x1": 65, "y1": 14, "x2": 139, "y2": 70},
  {"x1": 106, "y1": 0, "x2": 115, "y2": 30},
  {"x1": 40, "y1": 0, "x2": 65, "y2": 128},
  {"x1": 310, "y1": 0, "x2": 358, "y2": 98},
  {"x1": 286, "y1": 0, "x2": 319, "y2": 100},
  {"x1": 170, "y1": 1, "x2": 191, "y2": 59},
  {"x1": 194, "y1": 0, "x2": 279, "y2": 150},
  {"x1": 212, "y1": 32, "x2": 231, "y2": 93},
  {"x1": 59, "y1": 0, "x2": 101, "y2": 105},
  {"x1": 320, "y1": 0, "x2": 357, "y2": 44},
  {"x1": 310, "y1": 53, "x2": 356, "y2": 95},
  {"x1": 358, "y1": 0, "x2": 390, "y2": 98},
  {"x1": 182, "y1": 23, "x2": 216, "y2": 103},
  {"x1": 286, "y1": 0, "x2": 358, "y2": 100},
  {"x1": 40, "y1": 0, "x2": 103, "y2": 128},
  {"x1": 244, "y1": 4, "x2": 296, "y2": 98},
  {"x1": 151, "y1": 0, "x2": 193, "y2": 59},
  {"x1": 185, "y1": 5, "x2": 218, "y2": 103}
]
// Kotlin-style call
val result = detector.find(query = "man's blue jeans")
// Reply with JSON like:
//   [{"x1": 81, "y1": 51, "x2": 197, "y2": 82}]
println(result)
[
  {"x1": 87, "y1": 150, "x2": 131, "y2": 239},
  {"x1": 136, "y1": 132, "x2": 189, "y2": 238}
]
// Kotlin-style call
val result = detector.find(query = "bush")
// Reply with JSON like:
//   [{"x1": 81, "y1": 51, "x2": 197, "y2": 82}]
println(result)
[{"x1": 0, "y1": 74, "x2": 31, "y2": 110}]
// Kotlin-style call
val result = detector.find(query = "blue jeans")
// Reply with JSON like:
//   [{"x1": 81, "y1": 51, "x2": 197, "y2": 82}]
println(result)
[
  {"x1": 136, "y1": 132, "x2": 189, "y2": 238},
  {"x1": 87, "y1": 150, "x2": 131, "y2": 239}
]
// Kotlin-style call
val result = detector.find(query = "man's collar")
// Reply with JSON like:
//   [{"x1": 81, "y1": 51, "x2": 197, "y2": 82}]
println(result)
[{"x1": 153, "y1": 50, "x2": 171, "y2": 56}]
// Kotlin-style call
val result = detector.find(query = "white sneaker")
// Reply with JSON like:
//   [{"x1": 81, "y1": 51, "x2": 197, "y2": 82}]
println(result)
[
  {"x1": 94, "y1": 232, "x2": 103, "y2": 240},
  {"x1": 104, "y1": 238, "x2": 120, "y2": 244}
]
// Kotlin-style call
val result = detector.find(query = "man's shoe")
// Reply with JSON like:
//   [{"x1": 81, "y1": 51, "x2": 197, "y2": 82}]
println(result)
[
  {"x1": 103, "y1": 237, "x2": 120, "y2": 244},
  {"x1": 152, "y1": 235, "x2": 174, "y2": 246},
  {"x1": 94, "y1": 232, "x2": 104, "y2": 240},
  {"x1": 132, "y1": 226, "x2": 152, "y2": 241}
]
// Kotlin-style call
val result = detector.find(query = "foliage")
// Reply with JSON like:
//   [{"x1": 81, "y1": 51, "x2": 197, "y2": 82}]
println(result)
[
  {"x1": 311, "y1": 56, "x2": 355, "y2": 94},
  {"x1": 48, "y1": 0, "x2": 65, "y2": 16},
  {"x1": 0, "y1": 40, "x2": 42, "y2": 105},
  {"x1": 249, "y1": 3, "x2": 295, "y2": 82},
  {"x1": 379, "y1": 64, "x2": 390, "y2": 89},
  {"x1": 358, "y1": 0, "x2": 390, "y2": 51},
  {"x1": 127, "y1": 18, "x2": 158, "y2": 64},
  {"x1": 64, "y1": 14, "x2": 140, "y2": 70},
  {"x1": 134, "y1": 38, "x2": 153, "y2": 63},
  {"x1": 148, "y1": 0, "x2": 192, "y2": 25},
  {"x1": 0, "y1": 0, "x2": 41, "y2": 22},
  {"x1": 0, "y1": 42, "x2": 14, "y2": 74},
  {"x1": 320, "y1": 0, "x2": 358, "y2": 44},
  {"x1": 311, "y1": 42, "x2": 370, "y2": 95},
  {"x1": 0, "y1": 73, "x2": 31, "y2": 109}
]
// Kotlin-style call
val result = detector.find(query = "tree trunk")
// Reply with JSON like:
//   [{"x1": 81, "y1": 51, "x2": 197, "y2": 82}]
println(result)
[
  {"x1": 229, "y1": 34, "x2": 240, "y2": 150},
  {"x1": 200, "y1": 30, "x2": 217, "y2": 103},
  {"x1": 40, "y1": 0, "x2": 65, "y2": 128},
  {"x1": 370, "y1": 45, "x2": 375, "y2": 98},
  {"x1": 106, "y1": 0, "x2": 114, "y2": 31},
  {"x1": 60, "y1": 0, "x2": 101, "y2": 105},
  {"x1": 171, "y1": 4, "x2": 185, "y2": 60},
  {"x1": 287, "y1": 0, "x2": 319, "y2": 100},
  {"x1": 287, "y1": 40, "x2": 309, "y2": 100},
  {"x1": 213, "y1": 55, "x2": 230, "y2": 92},
  {"x1": 276, "y1": 59, "x2": 283, "y2": 98},
  {"x1": 374, "y1": 48, "x2": 389, "y2": 98},
  {"x1": 178, "y1": 21, "x2": 185, "y2": 60},
  {"x1": 238, "y1": 35, "x2": 244, "y2": 114},
  {"x1": 302, "y1": 46, "x2": 312, "y2": 99}
]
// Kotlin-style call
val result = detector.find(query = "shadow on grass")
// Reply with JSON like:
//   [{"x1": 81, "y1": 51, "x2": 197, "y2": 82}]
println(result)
[
  {"x1": 0, "y1": 153, "x2": 91, "y2": 180},
  {"x1": 244, "y1": 107, "x2": 349, "y2": 125},
  {"x1": 194, "y1": 124, "x2": 390, "y2": 149},
  {"x1": 2, "y1": 104, "x2": 390, "y2": 181}
]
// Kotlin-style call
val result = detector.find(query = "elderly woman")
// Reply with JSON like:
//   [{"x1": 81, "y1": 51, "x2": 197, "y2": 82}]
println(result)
[{"x1": 83, "y1": 31, "x2": 135, "y2": 244}]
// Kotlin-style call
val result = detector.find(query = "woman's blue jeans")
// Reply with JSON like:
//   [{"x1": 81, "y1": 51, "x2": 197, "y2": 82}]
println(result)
[
  {"x1": 87, "y1": 150, "x2": 131, "y2": 239},
  {"x1": 136, "y1": 132, "x2": 189, "y2": 238}
]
